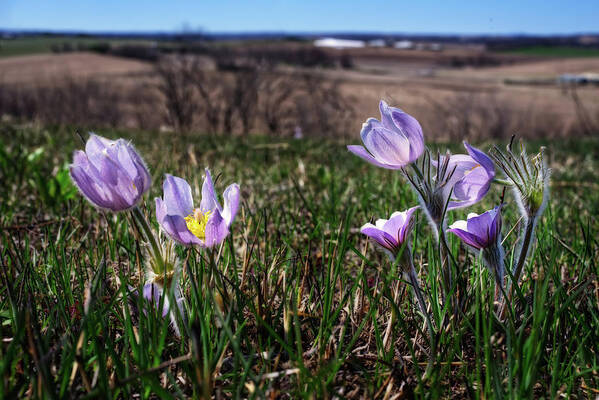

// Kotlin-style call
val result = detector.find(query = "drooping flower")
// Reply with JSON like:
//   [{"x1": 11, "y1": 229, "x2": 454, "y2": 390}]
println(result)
[
  {"x1": 360, "y1": 206, "x2": 419, "y2": 261},
  {"x1": 70, "y1": 134, "x2": 151, "y2": 211},
  {"x1": 348, "y1": 100, "x2": 424, "y2": 169},
  {"x1": 155, "y1": 170, "x2": 240, "y2": 247},
  {"x1": 448, "y1": 206, "x2": 505, "y2": 285}
]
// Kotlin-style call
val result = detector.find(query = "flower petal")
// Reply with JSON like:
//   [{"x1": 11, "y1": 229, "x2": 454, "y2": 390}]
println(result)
[
  {"x1": 362, "y1": 125, "x2": 411, "y2": 165},
  {"x1": 464, "y1": 142, "x2": 494, "y2": 177},
  {"x1": 447, "y1": 228, "x2": 486, "y2": 250},
  {"x1": 155, "y1": 197, "x2": 202, "y2": 245},
  {"x1": 163, "y1": 175, "x2": 194, "y2": 217},
  {"x1": 347, "y1": 145, "x2": 401, "y2": 169},
  {"x1": 200, "y1": 168, "x2": 221, "y2": 213},
  {"x1": 360, "y1": 223, "x2": 398, "y2": 251},
  {"x1": 222, "y1": 183, "x2": 240, "y2": 226},
  {"x1": 203, "y1": 208, "x2": 229, "y2": 247}
]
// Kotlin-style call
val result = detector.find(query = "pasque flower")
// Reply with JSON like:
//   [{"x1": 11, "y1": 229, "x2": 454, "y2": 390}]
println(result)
[
  {"x1": 448, "y1": 206, "x2": 502, "y2": 250},
  {"x1": 361, "y1": 206, "x2": 434, "y2": 336},
  {"x1": 445, "y1": 142, "x2": 495, "y2": 210},
  {"x1": 155, "y1": 170, "x2": 240, "y2": 247},
  {"x1": 407, "y1": 142, "x2": 494, "y2": 231},
  {"x1": 348, "y1": 100, "x2": 424, "y2": 169},
  {"x1": 360, "y1": 206, "x2": 419, "y2": 261},
  {"x1": 70, "y1": 134, "x2": 151, "y2": 211},
  {"x1": 448, "y1": 206, "x2": 505, "y2": 286}
]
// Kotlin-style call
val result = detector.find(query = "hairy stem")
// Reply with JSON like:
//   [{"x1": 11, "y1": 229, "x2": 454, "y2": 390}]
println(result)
[
  {"x1": 500, "y1": 216, "x2": 536, "y2": 319},
  {"x1": 407, "y1": 260, "x2": 435, "y2": 340},
  {"x1": 131, "y1": 206, "x2": 165, "y2": 274},
  {"x1": 512, "y1": 216, "x2": 536, "y2": 287},
  {"x1": 438, "y1": 226, "x2": 457, "y2": 314}
]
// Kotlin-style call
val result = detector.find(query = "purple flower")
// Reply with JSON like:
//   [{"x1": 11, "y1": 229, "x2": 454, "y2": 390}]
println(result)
[
  {"x1": 360, "y1": 206, "x2": 419, "y2": 257},
  {"x1": 447, "y1": 206, "x2": 502, "y2": 251},
  {"x1": 348, "y1": 100, "x2": 424, "y2": 169},
  {"x1": 447, "y1": 205, "x2": 505, "y2": 286},
  {"x1": 70, "y1": 134, "x2": 151, "y2": 211},
  {"x1": 155, "y1": 169, "x2": 240, "y2": 247},
  {"x1": 436, "y1": 142, "x2": 495, "y2": 210}
]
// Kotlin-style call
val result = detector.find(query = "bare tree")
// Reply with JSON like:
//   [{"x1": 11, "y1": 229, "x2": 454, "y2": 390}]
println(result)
[{"x1": 155, "y1": 56, "x2": 198, "y2": 132}]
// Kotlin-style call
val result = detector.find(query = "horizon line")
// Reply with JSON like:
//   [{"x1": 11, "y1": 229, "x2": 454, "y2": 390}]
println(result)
[{"x1": 2, "y1": 27, "x2": 599, "y2": 38}]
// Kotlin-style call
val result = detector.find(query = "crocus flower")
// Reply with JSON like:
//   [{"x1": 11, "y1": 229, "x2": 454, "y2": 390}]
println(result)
[
  {"x1": 70, "y1": 134, "x2": 151, "y2": 211},
  {"x1": 155, "y1": 170, "x2": 240, "y2": 247},
  {"x1": 361, "y1": 206, "x2": 434, "y2": 334},
  {"x1": 441, "y1": 142, "x2": 495, "y2": 210},
  {"x1": 360, "y1": 206, "x2": 419, "y2": 260},
  {"x1": 348, "y1": 100, "x2": 424, "y2": 169},
  {"x1": 448, "y1": 206, "x2": 505, "y2": 286}
]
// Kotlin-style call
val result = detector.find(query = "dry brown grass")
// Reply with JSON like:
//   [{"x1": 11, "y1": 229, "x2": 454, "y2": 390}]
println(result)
[{"x1": 1, "y1": 50, "x2": 598, "y2": 139}]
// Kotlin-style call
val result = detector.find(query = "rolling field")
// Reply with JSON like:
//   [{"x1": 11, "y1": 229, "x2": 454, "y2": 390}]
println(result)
[
  {"x1": 1, "y1": 124, "x2": 598, "y2": 398},
  {"x1": 1, "y1": 49, "x2": 598, "y2": 140}
]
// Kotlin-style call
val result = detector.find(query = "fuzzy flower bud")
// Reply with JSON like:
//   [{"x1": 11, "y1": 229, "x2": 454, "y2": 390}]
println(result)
[{"x1": 491, "y1": 139, "x2": 550, "y2": 221}]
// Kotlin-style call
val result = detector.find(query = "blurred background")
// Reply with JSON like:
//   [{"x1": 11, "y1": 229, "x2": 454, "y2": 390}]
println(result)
[{"x1": 1, "y1": 0, "x2": 598, "y2": 140}]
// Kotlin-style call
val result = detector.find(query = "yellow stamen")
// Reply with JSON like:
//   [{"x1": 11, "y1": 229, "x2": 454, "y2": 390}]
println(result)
[{"x1": 185, "y1": 209, "x2": 212, "y2": 240}]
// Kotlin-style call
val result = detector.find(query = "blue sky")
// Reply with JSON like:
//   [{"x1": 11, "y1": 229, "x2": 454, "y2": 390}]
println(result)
[{"x1": 1, "y1": 0, "x2": 598, "y2": 34}]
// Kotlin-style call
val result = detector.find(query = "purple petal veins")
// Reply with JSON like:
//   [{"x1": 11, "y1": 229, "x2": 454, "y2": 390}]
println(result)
[
  {"x1": 348, "y1": 100, "x2": 424, "y2": 169},
  {"x1": 70, "y1": 133, "x2": 151, "y2": 212},
  {"x1": 155, "y1": 170, "x2": 240, "y2": 248}
]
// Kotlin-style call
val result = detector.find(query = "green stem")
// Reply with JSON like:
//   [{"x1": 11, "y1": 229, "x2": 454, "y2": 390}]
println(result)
[
  {"x1": 438, "y1": 227, "x2": 453, "y2": 305},
  {"x1": 131, "y1": 206, "x2": 165, "y2": 274},
  {"x1": 512, "y1": 216, "x2": 536, "y2": 288},
  {"x1": 407, "y1": 262, "x2": 435, "y2": 338},
  {"x1": 500, "y1": 216, "x2": 536, "y2": 319},
  {"x1": 492, "y1": 178, "x2": 514, "y2": 186}
]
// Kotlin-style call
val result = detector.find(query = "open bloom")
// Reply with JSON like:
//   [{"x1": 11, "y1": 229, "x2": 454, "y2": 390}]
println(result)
[
  {"x1": 448, "y1": 206, "x2": 502, "y2": 250},
  {"x1": 360, "y1": 206, "x2": 419, "y2": 260},
  {"x1": 441, "y1": 142, "x2": 495, "y2": 210},
  {"x1": 155, "y1": 170, "x2": 239, "y2": 247},
  {"x1": 448, "y1": 206, "x2": 505, "y2": 285},
  {"x1": 70, "y1": 134, "x2": 151, "y2": 211},
  {"x1": 348, "y1": 100, "x2": 424, "y2": 169}
]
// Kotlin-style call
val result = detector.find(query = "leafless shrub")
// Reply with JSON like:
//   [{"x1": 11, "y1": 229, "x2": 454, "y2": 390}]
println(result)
[
  {"x1": 292, "y1": 73, "x2": 355, "y2": 138},
  {"x1": 259, "y1": 74, "x2": 299, "y2": 136},
  {"x1": 422, "y1": 91, "x2": 574, "y2": 141},
  {"x1": 154, "y1": 54, "x2": 354, "y2": 137},
  {"x1": 155, "y1": 56, "x2": 199, "y2": 132},
  {"x1": 0, "y1": 77, "x2": 126, "y2": 129}
]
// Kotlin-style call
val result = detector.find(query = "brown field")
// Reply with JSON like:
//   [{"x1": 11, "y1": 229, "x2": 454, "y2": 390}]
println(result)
[
  {"x1": 1, "y1": 48, "x2": 598, "y2": 139},
  {"x1": 0, "y1": 52, "x2": 153, "y2": 85}
]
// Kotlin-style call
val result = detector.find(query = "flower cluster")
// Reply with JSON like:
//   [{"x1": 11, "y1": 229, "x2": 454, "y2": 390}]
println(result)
[
  {"x1": 350, "y1": 100, "x2": 549, "y2": 318},
  {"x1": 70, "y1": 133, "x2": 240, "y2": 332}
]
